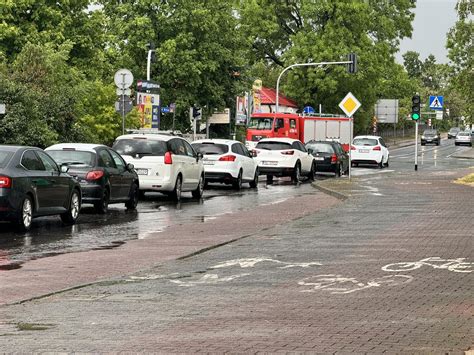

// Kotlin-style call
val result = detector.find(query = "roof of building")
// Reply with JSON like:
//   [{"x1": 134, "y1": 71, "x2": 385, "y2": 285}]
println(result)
[{"x1": 259, "y1": 87, "x2": 298, "y2": 108}]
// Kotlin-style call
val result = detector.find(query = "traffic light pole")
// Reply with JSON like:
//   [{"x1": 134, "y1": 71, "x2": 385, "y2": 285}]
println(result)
[
  {"x1": 414, "y1": 121, "x2": 418, "y2": 171},
  {"x1": 275, "y1": 60, "x2": 353, "y2": 113}
]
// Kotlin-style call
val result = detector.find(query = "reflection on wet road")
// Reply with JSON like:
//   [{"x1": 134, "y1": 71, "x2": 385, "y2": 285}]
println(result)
[
  {"x1": 0, "y1": 177, "x2": 323, "y2": 268},
  {"x1": 1, "y1": 138, "x2": 471, "y2": 269}
]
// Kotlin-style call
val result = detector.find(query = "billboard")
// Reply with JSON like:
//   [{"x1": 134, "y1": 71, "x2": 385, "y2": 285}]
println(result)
[{"x1": 374, "y1": 99, "x2": 399, "y2": 123}]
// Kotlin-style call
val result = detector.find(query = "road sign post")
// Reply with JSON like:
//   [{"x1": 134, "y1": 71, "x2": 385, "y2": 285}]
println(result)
[
  {"x1": 338, "y1": 92, "x2": 361, "y2": 180},
  {"x1": 114, "y1": 69, "x2": 134, "y2": 135}
]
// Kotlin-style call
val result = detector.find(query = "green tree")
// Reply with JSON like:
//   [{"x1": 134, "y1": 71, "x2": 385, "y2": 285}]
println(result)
[
  {"x1": 446, "y1": 0, "x2": 473, "y2": 125},
  {"x1": 402, "y1": 51, "x2": 423, "y2": 79},
  {"x1": 100, "y1": 0, "x2": 248, "y2": 131},
  {"x1": 0, "y1": 0, "x2": 108, "y2": 78},
  {"x1": 237, "y1": 0, "x2": 415, "y2": 133}
]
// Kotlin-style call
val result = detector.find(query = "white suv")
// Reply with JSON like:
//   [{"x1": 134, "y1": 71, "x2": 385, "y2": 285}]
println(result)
[
  {"x1": 253, "y1": 138, "x2": 316, "y2": 183},
  {"x1": 112, "y1": 133, "x2": 204, "y2": 200},
  {"x1": 192, "y1": 139, "x2": 259, "y2": 189}
]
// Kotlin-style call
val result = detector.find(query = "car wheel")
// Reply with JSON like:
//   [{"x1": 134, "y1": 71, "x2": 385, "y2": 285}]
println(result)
[
  {"x1": 232, "y1": 170, "x2": 243, "y2": 190},
  {"x1": 335, "y1": 163, "x2": 342, "y2": 177},
  {"x1": 192, "y1": 174, "x2": 204, "y2": 199},
  {"x1": 378, "y1": 159, "x2": 384, "y2": 169},
  {"x1": 16, "y1": 196, "x2": 33, "y2": 231},
  {"x1": 309, "y1": 163, "x2": 316, "y2": 181},
  {"x1": 125, "y1": 183, "x2": 139, "y2": 210},
  {"x1": 94, "y1": 188, "x2": 109, "y2": 214},
  {"x1": 292, "y1": 162, "x2": 301, "y2": 183},
  {"x1": 61, "y1": 190, "x2": 81, "y2": 225},
  {"x1": 266, "y1": 175, "x2": 273, "y2": 184},
  {"x1": 249, "y1": 169, "x2": 259, "y2": 188},
  {"x1": 384, "y1": 157, "x2": 389, "y2": 167},
  {"x1": 421, "y1": 143, "x2": 425, "y2": 146},
  {"x1": 172, "y1": 175, "x2": 182, "y2": 201}
]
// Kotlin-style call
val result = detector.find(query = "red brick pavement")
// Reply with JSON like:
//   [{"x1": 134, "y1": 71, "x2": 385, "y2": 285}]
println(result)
[{"x1": 0, "y1": 191, "x2": 340, "y2": 305}]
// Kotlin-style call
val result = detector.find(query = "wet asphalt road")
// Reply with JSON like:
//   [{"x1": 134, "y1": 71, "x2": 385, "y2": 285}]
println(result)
[{"x1": 0, "y1": 137, "x2": 471, "y2": 269}]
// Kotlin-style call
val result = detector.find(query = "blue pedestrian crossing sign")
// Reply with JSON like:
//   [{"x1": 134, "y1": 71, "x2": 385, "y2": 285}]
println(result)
[{"x1": 429, "y1": 96, "x2": 443, "y2": 110}]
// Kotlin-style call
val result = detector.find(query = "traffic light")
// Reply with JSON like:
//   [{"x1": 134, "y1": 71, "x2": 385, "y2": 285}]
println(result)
[
  {"x1": 411, "y1": 95, "x2": 421, "y2": 120},
  {"x1": 348, "y1": 53, "x2": 357, "y2": 74},
  {"x1": 192, "y1": 106, "x2": 202, "y2": 120}
]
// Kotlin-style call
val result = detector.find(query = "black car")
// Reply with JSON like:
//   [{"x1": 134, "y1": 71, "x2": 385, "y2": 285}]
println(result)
[
  {"x1": 305, "y1": 141, "x2": 349, "y2": 177},
  {"x1": 421, "y1": 129, "x2": 441, "y2": 146},
  {"x1": 0, "y1": 145, "x2": 81, "y2": 231},
  {"x1": 46, "y1": 143, "x2": 139, "y2": 214},
  {"x1": 448, "y1": 127, "x2": 461, "y2": 139}
]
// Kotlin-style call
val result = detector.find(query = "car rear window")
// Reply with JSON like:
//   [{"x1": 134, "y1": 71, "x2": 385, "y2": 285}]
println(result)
[
  {"x1": 305, "y1": 143, "x2": 334, "y2": 154},
  {"x1": 256, "y1": 141, "x2": 293, "y2": 150},
  {"x1": 47, "y1": 150, "x2": 95, "y2": 166},
  {"x1": 192, "y1": 143, "x2": 228, "y2": 155},
  {"x1": 113, "y1": 139, "x2": 168, "y2": 157},
  {"x1": 352, "y1": 138, "x2": 378, "y2": 146},
  {"x1": 457, "y1": 132, "x2": 469, "y2": 137},
  {"x1": 423, "y1": 130, "x2": 437, "y2": 135},
  {"x1": 0, "y1": 150, "x2": 13, "y2": 168}
]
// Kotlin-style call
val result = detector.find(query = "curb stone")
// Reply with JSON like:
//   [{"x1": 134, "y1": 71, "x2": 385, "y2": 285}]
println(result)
[{"x1": 311, "y1": 181, "x2": 348, "y2": 200}]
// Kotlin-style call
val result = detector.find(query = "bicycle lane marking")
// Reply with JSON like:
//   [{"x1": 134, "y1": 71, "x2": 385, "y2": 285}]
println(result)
[
  {"x1": 297, "y1": 274, "x2": 414, "y2": 294},
  {"x1": 382, "y1": 257, "x2": 473, "y2": 273}
]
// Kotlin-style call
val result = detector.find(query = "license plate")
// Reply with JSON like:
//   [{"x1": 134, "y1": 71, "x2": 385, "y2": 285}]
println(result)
[
  {"x1": 314, "y1": 157, "x2": 324, "y2": 161},
  {"x1": 203, "y1": 161, "x2": 215, "y2": 165},
  {"x1": 261, "y1": 161, "x2": 278, "y2": 166},
  {"x1": 136, "y1": 168, "x2": 149, "y2": 175},
  {"x1": 359, "y1": 149, "x2": 369, "y2": 153}
]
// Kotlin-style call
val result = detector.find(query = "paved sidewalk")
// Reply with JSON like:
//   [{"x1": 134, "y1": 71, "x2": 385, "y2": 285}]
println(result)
[{"x1": 0, "y1": 190, "x2": 340, "y2": 305}]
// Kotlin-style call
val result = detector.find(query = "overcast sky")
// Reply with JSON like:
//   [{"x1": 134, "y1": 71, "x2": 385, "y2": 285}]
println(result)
[{"x1": 396, "y1": 0, "x2": 458, "y2": 64}]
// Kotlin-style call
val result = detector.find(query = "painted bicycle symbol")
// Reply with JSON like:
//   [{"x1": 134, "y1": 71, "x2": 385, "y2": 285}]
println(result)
[
  {"x1": 298, "y1": 274, "x2": 413, "y2": 294},
  {"x1": 382, "y1": 257, "x2": 473, "y2": 273}
]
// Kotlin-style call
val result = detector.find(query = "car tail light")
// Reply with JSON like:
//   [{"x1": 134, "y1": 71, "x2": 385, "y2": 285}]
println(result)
[
  {"x1": 373, "y1": 146, "x2": 381, "y2": 151},
  {"x1": 86, "y1": 170, "x2": 104, "y2": 181},
  {"x1": 331, "y1": 154, "x2": 337, "y2": 163},
  {"x1": 351, "y1": 145, "x2": 356, "y2": 150},
  {"x1": 0, "y1": 176, "x2": 11, "y2": 188},
  {"x1": 219, "y1": 155, "x2": 236, "y2": 162},
  {"x1": 164, "y1": 151, "x2": 173, "y2": 164},
  {"x1": 281, "y1": 150, "x2": 295, "y2": 155}
]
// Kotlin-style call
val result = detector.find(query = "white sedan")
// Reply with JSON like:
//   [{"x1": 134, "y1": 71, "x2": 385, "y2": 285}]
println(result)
[
  {"x1": 351, "y1": 135, "x2": 389, "y2": 168},
  {"x1": 253, "y1": 138, "x2": 316, "y2": 183},
  {"x1": 191, "y1": 139, "x2": 259, "y2": 189}
]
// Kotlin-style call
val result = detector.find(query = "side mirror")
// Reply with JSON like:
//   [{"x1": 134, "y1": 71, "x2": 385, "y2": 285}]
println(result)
[
  {"x1": 126, "y1": 163, "x2": 134, "y2": 171},
  {"x1": 307, "y1": 148, "x2": 313, "y2": 155},
  {"x1": 60, "y1": 165, "x2": 69, "y2": 173},
  {"x1": 251, "y1": 150, "x2": 257, "y2": 158},
  {"x1": 197, "y1": 152, "x2": 204, "y2": 161}
]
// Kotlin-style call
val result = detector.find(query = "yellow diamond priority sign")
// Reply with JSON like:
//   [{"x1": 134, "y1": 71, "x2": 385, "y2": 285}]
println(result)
[{"x1": 339, "y1": 92, "x2": 361, "y2": 117}]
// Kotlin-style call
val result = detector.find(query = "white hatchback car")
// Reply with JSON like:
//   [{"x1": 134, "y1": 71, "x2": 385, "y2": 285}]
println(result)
[
  {"x1": 253, "y1": 138, "x2": 316, "y2": 183},
  {"x1": 191, "y1": 139, "x2": 259, "y2": 189},
  {"x1": 351, "y1": 135, "x2": 389, "y2": 168},
  {"x1": 112, "y1": 133, "x2": 204, "y2": 200}
]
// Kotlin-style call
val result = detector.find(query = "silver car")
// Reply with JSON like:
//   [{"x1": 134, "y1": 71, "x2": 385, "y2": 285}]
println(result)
[{"x1": 454, "y1": 131, "x2": 473, "y2": 146}]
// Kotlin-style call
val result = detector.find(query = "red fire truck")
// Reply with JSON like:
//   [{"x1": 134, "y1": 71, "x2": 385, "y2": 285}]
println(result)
[{"x1": 245, "y1": 112, "x2": 353, "y2": 151}]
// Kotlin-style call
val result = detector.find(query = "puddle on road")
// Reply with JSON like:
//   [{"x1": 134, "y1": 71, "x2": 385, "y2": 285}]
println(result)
[{"x1": 0, "y1": 262, "x2": 22, "y2": 271}]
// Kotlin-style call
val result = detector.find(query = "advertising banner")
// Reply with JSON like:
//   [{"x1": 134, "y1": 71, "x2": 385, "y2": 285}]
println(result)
[
  {"x1": 236, "y1": 94, "x2": 249, "y2": 125},
  {"x1": 137, "y1": 92, "x2": 160, "y2": 128}
]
